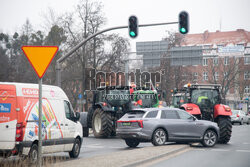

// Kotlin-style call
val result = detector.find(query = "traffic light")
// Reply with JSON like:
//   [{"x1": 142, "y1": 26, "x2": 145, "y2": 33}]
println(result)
[
  {"x1": 179, "y1": 11, "x2": 189, "y2": 34},
  {"x1": 128, "y1": 16, "x2": 138, "y2": 38}
]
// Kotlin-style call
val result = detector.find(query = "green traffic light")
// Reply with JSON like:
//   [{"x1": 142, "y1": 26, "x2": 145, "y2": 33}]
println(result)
[
  {"x1": 130, "y1": 31, "x2": 136, "y2": 37},
  {"x1": 180, "y1": 27, "x2": 186, "y2": 33}
]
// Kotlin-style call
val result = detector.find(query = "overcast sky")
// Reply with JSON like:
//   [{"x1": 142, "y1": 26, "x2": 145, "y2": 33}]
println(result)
[{"x1": 0, "y1": 0, "x2": 250, "y2": 50}]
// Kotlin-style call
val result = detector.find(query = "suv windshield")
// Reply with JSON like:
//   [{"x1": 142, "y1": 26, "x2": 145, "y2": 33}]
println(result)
[{"x1": 190, "y1": 89, "x2": 220, "y2": 106}]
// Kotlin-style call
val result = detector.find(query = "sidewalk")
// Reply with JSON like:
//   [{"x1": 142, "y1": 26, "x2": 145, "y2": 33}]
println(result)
[{"x1": 53, "y1": 144, "x2": 189, "y2": 167}]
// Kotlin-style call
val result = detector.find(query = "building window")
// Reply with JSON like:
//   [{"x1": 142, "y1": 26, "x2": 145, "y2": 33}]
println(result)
[
  {"x1": 224, "y1": 57, "x2": 229, "y2": 65},
  {"x1": 193, "y1": 72, "x2": 198, "y2": 81},
  {"x1": 244, "y1": 71, "x2": 249, "y2": 80},
  {"x1": 214, "y1": 72, "x2": 219, "y2": 81},
  {"x1": 244, "y1": 55, "x2": 250, "y2": 65},
  {"x1": 203, "y1": 72, "x2": 208, "y2": 81},
  {"x1": 203, "y1": 58, "x2": 208, "y2": 66},
  {"x1": 244, "y1": 86, "x2": 250, "y2": 94},
  {"x1": 182, "y1": 73, "x2": 187, "y2": 81},
  {"x1": 224, "y1": 72, "x2": 229, "y2": 80},
  {"x1": 213, "y1": 57, "x2": 218, "y2": 66}
]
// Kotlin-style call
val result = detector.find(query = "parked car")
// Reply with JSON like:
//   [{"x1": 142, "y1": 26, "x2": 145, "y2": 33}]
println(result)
[
  {"x1": 116, "y1": 107, "x2": 219, "y2": 148},
  {"x1": 231, "y1": 110, "x2": 249, "y2": 125},
  {"x1": 247, "y1": 113, "x2": 250, "y2": 125},
  {"x1": 0, "y1": 82, "x2": 83, "y2": 163}
]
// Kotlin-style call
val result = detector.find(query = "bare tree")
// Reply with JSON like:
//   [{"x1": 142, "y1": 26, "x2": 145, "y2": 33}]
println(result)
[
  {"x1": 161, "y1": 31, "x2": 185, "y2": 103},
  {"x1": 207, "y1": 56, "x2": 242, "y2": 100}
]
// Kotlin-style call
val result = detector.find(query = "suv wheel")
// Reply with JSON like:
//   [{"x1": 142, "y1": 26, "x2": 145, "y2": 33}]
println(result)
[
  {"x1": 202, "y1": 130, "x2": 217, "y2": 147},
  {"x1": 125, "y1": 139, "x2": 140, "y2": 148},
  {"x1": 152, "y1": 128, "x2": 167, "y2": 146}
]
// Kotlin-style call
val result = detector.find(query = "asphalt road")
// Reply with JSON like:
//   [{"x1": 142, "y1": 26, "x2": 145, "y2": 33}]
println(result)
[
  {"x1": 1, "y1": 124, "x2": 249, "y2": 167},
  {"x1": 148, "y1": 124, "x2": 250, "y2": 167}
]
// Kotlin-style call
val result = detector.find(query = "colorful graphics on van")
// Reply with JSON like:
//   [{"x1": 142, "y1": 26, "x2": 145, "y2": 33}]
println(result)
[
  {"x1": 0, "y1": 103, "x2": 11, "y2": 113},
  {"x1": 25, "y1": 99, "x2": 63, "y2": 140}
]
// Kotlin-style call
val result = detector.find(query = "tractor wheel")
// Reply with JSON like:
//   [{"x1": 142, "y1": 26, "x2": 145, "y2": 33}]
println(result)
[
  {"x1": 92, "y1": 108, "x2": 112, "y2": 138},
  {"x1": 217, "y1": 116, "x2": 232, "y2": 144},
  {"x1": 202, "y1": 112, "x2": 212, "y2": 121},
  {"x1": 83, "y1": 127, "x2": 89, "y2": 137},
  {"x1": 87, "y1": 107, "x2": 95, "y2": 128}
]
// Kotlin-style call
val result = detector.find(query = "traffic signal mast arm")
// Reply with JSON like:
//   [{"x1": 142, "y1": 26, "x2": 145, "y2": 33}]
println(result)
[
  {"x1": 56, "y1": 21, "x2": 178, "y2": 86},
  {"x1": 57, "y1": 21, "x2": 178, "y2": 64}
]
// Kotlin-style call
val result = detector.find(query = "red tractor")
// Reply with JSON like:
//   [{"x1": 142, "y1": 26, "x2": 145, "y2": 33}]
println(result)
[{"x1": 173, "y1": 83, "x2": 232, "y2": 144}]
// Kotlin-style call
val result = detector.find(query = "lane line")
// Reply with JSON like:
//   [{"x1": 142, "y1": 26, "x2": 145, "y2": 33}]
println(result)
[
  {"x1": 210, "y1": 149, "x2": 229, "y2": 152},
  {"x1": 236, "y1": 150, "x2": 250, "y2": 153}
]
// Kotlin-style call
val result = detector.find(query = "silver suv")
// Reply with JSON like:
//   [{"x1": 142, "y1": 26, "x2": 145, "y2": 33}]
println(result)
[{"x1": 116, "y1": 107, "x2": 219, "y2": 147}]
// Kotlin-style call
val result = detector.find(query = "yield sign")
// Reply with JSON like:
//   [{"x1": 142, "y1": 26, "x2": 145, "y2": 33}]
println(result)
[{"x1": 21, "y1": 46, "x2": 58, "y2": 78}]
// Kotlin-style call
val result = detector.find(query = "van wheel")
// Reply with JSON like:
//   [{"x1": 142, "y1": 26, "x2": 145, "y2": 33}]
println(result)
[
  {"x1": 69, "y1": 138, "x2": 81, "y2": 158},
  {"x1": 28, "y1": 144, "x2": 38, "y2": 164}
]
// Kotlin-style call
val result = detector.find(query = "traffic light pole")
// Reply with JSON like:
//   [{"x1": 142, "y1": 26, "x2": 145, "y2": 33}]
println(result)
[{"x1": 56, "y1": 21, "x2": 178, "y2": 87}]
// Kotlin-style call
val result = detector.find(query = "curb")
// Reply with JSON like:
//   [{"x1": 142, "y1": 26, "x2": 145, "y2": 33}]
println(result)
[
  {"x1": 54, "y1": 144, "x2": 190, "y2": 167},
  {"x1": 122, "y1": 145, "x2": 189, "y2": 167}
]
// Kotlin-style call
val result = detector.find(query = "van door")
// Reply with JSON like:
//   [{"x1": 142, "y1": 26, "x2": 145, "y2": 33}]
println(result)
[
  {"x1": 63, "y1": 100, "x2": 76, "y2": 151},
  {"x1": 0, "y1": 84, "x2": 17, "y2": 150}
]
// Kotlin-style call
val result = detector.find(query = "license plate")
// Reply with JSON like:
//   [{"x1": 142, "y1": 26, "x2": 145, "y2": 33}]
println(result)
[{"x1": 122, "y1": 122, "x2": 131, "y2": 126}]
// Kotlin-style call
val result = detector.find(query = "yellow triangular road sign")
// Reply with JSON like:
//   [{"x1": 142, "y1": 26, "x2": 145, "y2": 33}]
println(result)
[{"x1": 21, "y1": 46, "x2": 58, "y2": 79}]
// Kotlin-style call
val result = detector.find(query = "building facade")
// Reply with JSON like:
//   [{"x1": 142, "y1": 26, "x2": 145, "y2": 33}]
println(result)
[{"x1": 177, "y1": 29, "x2": 250, "y2": 110}]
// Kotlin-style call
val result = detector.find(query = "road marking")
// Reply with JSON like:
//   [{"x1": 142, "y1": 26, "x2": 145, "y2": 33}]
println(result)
[
  {"x1": 242, "y1": 142, "x2": 250, "y2": 145},
  {"x1": 236, "y1": 150, "x2": 250, "y2": 153},
  {"x1": 194, "y1": 149, "x2": 206, "y2": 151},
  {"x1": 210, "y1": 149, "x2": 229, "y2": 152},
  {"x1": 85, "y1": 146, "x2": 104, "y2": 148},
  {"x1": 109, "y1": 146, "x2": 123, "y2": 149},
  {"x1": 85, "y1": 144, "x2": 104, "y2": 149}
]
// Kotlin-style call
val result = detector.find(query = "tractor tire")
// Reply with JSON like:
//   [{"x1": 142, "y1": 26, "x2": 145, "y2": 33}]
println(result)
[
  {"x1": 87, "y1": 107, "x2": 95, "y2": 128},
  {"x1": 92, "y1": 108, "x2": 112, "y2": 138},
  {"x1": 217, "y1": 116, "x2": 232, "y2": 144},
  {"x1": 83, "y1": 127, "x2": 89, "y2": 137},
  {"x1": 202, "y1": 112, "x2": 212, "y2": 121}
]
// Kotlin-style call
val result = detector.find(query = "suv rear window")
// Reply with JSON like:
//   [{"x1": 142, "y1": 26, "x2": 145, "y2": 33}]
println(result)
[{"x1": 124, "y1": 111, "x2": 145, "y2": 118}]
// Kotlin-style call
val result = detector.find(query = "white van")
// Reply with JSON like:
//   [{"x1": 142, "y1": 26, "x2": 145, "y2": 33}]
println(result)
[{"x1": 0, "y1": 82, "x2": 83, "y2": 162}]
